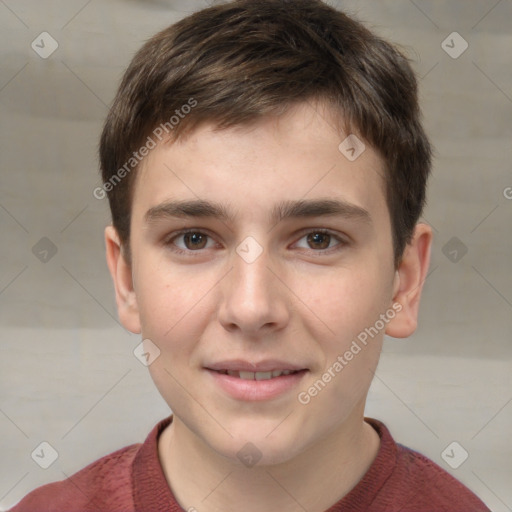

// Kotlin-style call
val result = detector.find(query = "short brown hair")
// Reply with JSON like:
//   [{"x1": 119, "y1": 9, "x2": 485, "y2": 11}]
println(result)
[{"x1": 99, "y1": 0, "x2": 432, "y2": 268}]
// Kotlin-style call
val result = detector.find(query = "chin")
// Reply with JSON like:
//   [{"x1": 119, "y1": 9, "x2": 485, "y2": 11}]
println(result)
[
  {"x1": 206, "y1": 419, "x2": 307, "y2": 468},
  {"x1": 217, "y1": 437, "x2": 302, "y2": 468}
]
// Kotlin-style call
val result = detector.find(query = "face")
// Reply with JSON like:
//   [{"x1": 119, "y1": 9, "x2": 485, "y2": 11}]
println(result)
[{"x1": 109, "y1": 101, "x2": 407, "y2": 465}]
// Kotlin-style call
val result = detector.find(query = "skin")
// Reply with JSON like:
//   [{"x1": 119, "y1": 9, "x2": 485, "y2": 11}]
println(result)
[{"x1": 105, "y1": 101, "x2": 432, "y2": 512}]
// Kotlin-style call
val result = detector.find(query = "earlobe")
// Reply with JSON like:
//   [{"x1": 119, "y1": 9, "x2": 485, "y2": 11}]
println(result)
[
  {"x1": 385, "y1": 223, "x2": 433, "y2": 339},
  {"x1": 104, "y1": 226, "x2": 141, "y2": 334}
]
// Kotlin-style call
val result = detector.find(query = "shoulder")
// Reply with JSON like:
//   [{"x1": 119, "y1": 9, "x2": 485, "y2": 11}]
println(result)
[
  {"x1": 359, "y1": 419, "x2": 491, "y2": 512},
  {"x1": 8, "y1": 443, "x2": 141, "y2": 512},
  {"x1": 387, "y1": 442, "x2": 490, "y2": 511}
]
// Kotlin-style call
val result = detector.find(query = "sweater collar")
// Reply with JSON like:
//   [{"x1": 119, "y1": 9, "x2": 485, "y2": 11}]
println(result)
[
  {"x1": 132, "y1": 415, "x2": 397, "y2": 511},
  {"x1": 325, "y1": 417, "x2": 398, "y2": 511},
  {"x1": 132, "y1": 414, "x2": 180, "y2": 511}
]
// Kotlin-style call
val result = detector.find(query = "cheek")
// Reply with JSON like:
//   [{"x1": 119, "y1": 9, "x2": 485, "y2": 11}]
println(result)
[
  {"x1": 294, "y1": 269, "x2": 387, "y2": 429},
  {"x1": 134, "y1": 260, "x2": 215, "y2": 414},
  {"x1": 134, "y1": 254, "x2": 214, "y2": 350},
  {"x1": 294, "y1": 263, "x2": 391, "y2": 345}
]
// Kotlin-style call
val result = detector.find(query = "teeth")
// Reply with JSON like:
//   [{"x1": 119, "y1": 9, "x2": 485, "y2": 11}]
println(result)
[
  {"x1": 224, "y1": 370, "x2": 297, "y2": 380},
  {"x1": 255, "y1": 371, "x2": 272, "y2": 381},
  {"x1": 239, "y1": 371, "x2": 256, "y2": 380}
]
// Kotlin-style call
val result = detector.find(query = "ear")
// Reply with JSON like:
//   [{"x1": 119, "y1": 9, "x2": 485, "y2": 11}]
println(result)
[
  {"x1": 104, "y1": 226, "x2": 141, "y2": 334},
  {"x1": 385, "y1": 223, "x2": 433, "y2": 338}
]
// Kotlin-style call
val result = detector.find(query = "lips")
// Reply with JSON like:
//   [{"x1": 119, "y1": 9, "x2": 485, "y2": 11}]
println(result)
[
  {"x1": 204, "y1": 360, "x2": 309, "y2": 400},
  {"x1": 205, "y1": 359, "x2": 307, "y2": 378},
  {"x1": 216, "y1": 369, "x2": 299, "y2": 380},
  {"x1": 206, "y1": 359, "x2": 307, "y2": 372}
]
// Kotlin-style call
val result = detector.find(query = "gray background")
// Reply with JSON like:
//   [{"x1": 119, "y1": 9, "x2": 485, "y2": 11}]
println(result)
[{"x1": 0, "y1": 0, "x2": 511, "y2": 510}]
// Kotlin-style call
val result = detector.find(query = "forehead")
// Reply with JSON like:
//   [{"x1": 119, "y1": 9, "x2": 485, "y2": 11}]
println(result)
[{"x1": 132, "y1": 102, "x2": 387, "y2": 222}]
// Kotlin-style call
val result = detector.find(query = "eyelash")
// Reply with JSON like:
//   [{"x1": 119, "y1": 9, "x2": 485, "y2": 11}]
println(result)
[{"x1": 164, "y1": 228, "x2": 347, "y2": 257}]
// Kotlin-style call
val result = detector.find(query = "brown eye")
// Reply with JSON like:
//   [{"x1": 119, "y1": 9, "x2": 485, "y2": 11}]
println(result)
[
  {"x1": 306, "y1": 232, "x2": 332, "y2": 250},
  {"x1": 294, "y1": 230, "x2": 345, "y2": 253},
  {"x1": 183, "y1": 232, "x2": 208, "y2": 250}
]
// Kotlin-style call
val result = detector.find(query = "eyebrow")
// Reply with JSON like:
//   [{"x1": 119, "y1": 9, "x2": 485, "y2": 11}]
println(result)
[{"x1": 144, "y1": 198, "x2": 372, "y2": 226}]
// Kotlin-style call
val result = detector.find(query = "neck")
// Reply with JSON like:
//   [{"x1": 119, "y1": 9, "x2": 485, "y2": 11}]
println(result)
[{"x1": 158, "y1": 408, "x2": 380, "y2": 512}]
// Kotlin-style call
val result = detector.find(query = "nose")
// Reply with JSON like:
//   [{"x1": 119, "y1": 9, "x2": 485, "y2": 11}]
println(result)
[{"x1": 217, "y1": 248, "x2": 290, "y2": 337}]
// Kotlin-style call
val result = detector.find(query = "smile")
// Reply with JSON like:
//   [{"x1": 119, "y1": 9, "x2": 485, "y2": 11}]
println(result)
[
  {"x1": 215, "y1": 369, "x2": 300, "y2": 380},
  {"x1": 205, "y1": 367, "x2": 309, "y2": 401}
]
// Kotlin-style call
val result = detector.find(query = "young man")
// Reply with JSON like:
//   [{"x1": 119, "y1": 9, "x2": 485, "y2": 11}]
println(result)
[{"x1": 10, "y1": 0, "x2": 491, "y2": 510}]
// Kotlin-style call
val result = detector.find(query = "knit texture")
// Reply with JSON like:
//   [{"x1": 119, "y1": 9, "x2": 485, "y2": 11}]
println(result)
[{"x1": 9, "y1": 416, "x2": 490, "y2": 512}]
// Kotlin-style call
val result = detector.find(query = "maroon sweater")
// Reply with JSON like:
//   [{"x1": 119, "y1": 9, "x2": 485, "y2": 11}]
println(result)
[{"x1": 9, "y1": 415, "x2": 490, "y2": 511}]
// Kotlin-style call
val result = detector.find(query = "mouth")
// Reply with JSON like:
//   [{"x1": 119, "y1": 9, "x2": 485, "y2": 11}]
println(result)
[
  {"x1": 212, "y1": 369, "x2": 303, "y2": 380},
  {"x1": 204, "y1": 364, "x2": 309, "y2": 401}
]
